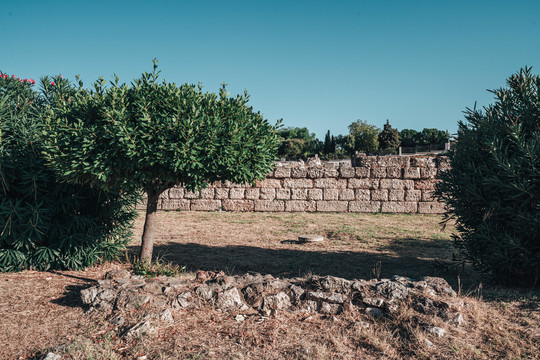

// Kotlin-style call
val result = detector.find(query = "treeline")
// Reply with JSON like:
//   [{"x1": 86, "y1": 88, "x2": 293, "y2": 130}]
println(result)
[{"x1": 277, "y1": 119, "x2": 450, "y2": 160}]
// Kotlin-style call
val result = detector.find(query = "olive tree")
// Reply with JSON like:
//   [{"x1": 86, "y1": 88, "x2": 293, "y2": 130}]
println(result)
[{"x1": 43, "y1": 61, "x2": 280, "y2": 262}]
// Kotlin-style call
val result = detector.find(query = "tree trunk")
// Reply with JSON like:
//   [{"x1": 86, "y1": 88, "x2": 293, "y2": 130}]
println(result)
[{"x1": 139, "y1": 189, "x2": 162, "y2": 263}]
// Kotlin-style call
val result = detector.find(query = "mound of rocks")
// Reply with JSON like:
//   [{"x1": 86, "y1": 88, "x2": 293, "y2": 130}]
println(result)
[{"x1": 81, "y1": 269, "x2": 464, "y2": 329}]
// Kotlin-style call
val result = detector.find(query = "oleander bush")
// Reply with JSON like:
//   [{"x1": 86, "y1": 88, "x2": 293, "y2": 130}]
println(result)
[
  {"x1": 436, "y1": 67, "x2": 540, "y2": 286},
  {"x1": 0, "y1": 72, "x2": 137, "y2": 272}
]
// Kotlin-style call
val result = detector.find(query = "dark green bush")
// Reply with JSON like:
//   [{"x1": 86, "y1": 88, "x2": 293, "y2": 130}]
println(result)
[
  {"x1": 436, "y1": 67, "x2": 540, "y2": 286},
  {"x1": 0, "y1": 73, "x2": 137, "y2": 272}
]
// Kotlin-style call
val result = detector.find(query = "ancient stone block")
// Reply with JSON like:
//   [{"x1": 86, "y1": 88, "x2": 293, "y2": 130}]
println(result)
[
  {"x1": 291, "y1": 189, "x2": 308, "y2": 200},
  {"x1": 388, "y1": 190, "x2": 405, "y2": 201},
  {"x1": 222, "y1": 200, "x2": 255, "y2": 212},
  {"x1": 422, "y1": 190, "x2": 435, "y2": 201},
  {"x1": 274, "y1": 166, "x2": 291, "y2": 178},
  {"x1": 255, "y1": 179, "x2": 282, "y2": 188},
  {"x1": 159, "y1": 191, "x2": 169, "y2": 199},
  {"x1": 414, "y1": 179, "x2": 438, "y2": 190},
  {"x1": 275, "y1": 188, "x2": 291, "y2": 200},
  {"x1": 411, "y1": 156, "x2": 437, "y2": 168},
  {"x1": 437, "y1": 156, "x2": 451, "y2": 170},
  {"x1": 315, "y1": 178, "x2": 346, "y2": 189},
  {"x1": 324, "y1": 188, "x2": 339, "y2": 200},
  {"x1": 386, "y1": 167, "x2": 402, "y2": 179},
  {"x1": 168, "y1": 187, "x2": 184, "y2": 199},
  {"x1": 355, "y1": 189, "x2": 371, "y2": 201},
  {"x1": 191, "y1": 200, "x2": 222, "y2": 211},
  {"x1": 421, "y1": 168, "x2": 438, "y2": 179},
  {"x1": 371, "y1": 190, "x2": 388, "y2": 201},
  {"x1": 349, "y1": 201, "x2": 381, "y2": 213},
  {"x1": 223, "y1": 181, "x2": 249, "y2": 188},
  {"x1": 184, "y1": 190, "x2": 199, "y2": 199},
  {"x1": 229, "y1": 188, "x2": 246, "y2": 199},
  {"x1": 214, "y1": 188, "x2": 230, "y2": 199},
  {"x1": 370, "y1": 168, "x2": 387, "y2": 178},
  {"x1": 245, "y1": 188, "x2": 260, "y2": 200},
  {"x1": 339, "y1": 165, "x2": 355, "y2": 178},
  {"x1": 254, "y1": 200, "x2": 285, "y2": 212},
  {"x1": 405, "y1": 190, "x2": 422, "y2": 202},
  {"x1": 291, "y1": 167, "x2": 307, "y2": 178},
  {"x1": 381, "y1": 201, "x2": 418, "y2": 213},
  {"x1": 200, "y1": 188, "x2": 214, "y2": 199},
  {"x1": 403, "y1": 167, "x2": 421, "y2": 179},
  {"x1": 380, "y1": 179, "x2": 408, "y2": 190},
  {"x1": 307, "y1": 188, "x2": 323, "y2": 200},
  {"x1": 339, "y1": 189, "x2": 355, "y2": 201},
  {"x1": 284, "y1": 178, "x2": 314, "y2": 188},
  {"x1": 323, "y1": 167, "x2": 339, "y2": 178},
  {"x1": 354, "y1": 167, "x2": 370, "y2": 178},
  {"x1": 418, "y1": 202, "x2": 446, "y2": 214},
  {"x1": 316, "y1": 201, "x2": 348, "y2": 212},
  {"x1": 307, "y1": 167, "x2": 324, "y2": 179},
  {"x1": 285, "y1": 200, "x2": 316, "y2": 212},
  {"x1": 260, "y1": 188, "x2": 276, "y2": 200},
  {"x1": 160, "y1": 199, "x2": 190, "y2": 211},
  {"x1": 348, "y1": 178, "x2": 379, "y2": 189}
]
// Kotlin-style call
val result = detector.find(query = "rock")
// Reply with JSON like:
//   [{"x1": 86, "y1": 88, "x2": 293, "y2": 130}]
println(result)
[
  {"x1": 428, "y1": 326, "x2": 446, "y2": 338},
  {"x1": 175, "y1": 291, "x2": 194, "y2": 309},
  {"x1": 115, "y1": 292, "x2": 151, "y2": 310},
  {"x1": 362, "y1": 297, "x2": 385, "y2": 307},
  {"x1": 319, "y1": 302, "x2": 342, "y2": 315},
  {"x1": 216, "y1": 287, "x2": 249, "y2": 311},
  {"x1": 143, "y1": 282, "x2": 163, "y2": 295},
  {"x1": 104, "y1": 269, "x2": 131, "y2": 280},
  {"x1": 375, "y1": 280, "x2": 408, "y2": 300},
  {"x1": 289, "y1": 285, "x2": 305, "y2": 302},
  {"x1": 110, "y1": 315, "x2": 125, "y2": 326},
  {"x1": 444, "y1": 312, "x2": 464, "y2": 326},
  {"x1": 43, "y1": 352, "x2": 61, "y2": 360},
  {"x1": 306, "y1": 291, "x2": 347, "y2": 304},
  {"x1": 366, "y1": 307, "x2": 384, "y2": 318},
  {"x1": 262, "y1": 292, "x2": 292, "y2": 311},
  {"x1": 424, "y1": 338, "x2": 434, "y2": 348},
  {"x1": 420, "y1": 277, "x2": 457, "y2": 297},
  {"x1": 159, "y1": 309, "x2": 174, "y2": 324},
  {"x1": 235, "y1": 314, "x2": 246, "y2": 322},
  {"x1": 124, "y1": 321, "x2": 158, "y2": 338},
  {"x1": 298, "y1": 234, "x2": 324, "y2": 243},
  {"x1": 80, "y1": 286, "x2": 99, "y2": 304},
  {"x1": 195, "y1": 284, "x2": 220, "y2": 301},
  {"x1": 317, "y1": 276, "x2": 352, "y2": 294}
]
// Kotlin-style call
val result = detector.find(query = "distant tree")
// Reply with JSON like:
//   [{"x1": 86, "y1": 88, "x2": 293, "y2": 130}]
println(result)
[
  {"x1": 400, "y1": 128, "x2": 449, "y2": 147},
  {"x1": 323, "y1": 130, "x2": 333, "y2": 154},
  {"x1": 399, "y1": 129, "x2": 420, "y2": 147},
  {"x1": 277, "y1": 126, "x2": 320, "y2": 159},
  {"x1": 378, "y1": 119, "x2": 400, "y2": 152},
  {"x1": 348, "y1": 119, "x2": 380, "y2": 153},
  {"x1": 42, "y1": 60, "x2": 280, "y2": 263}
]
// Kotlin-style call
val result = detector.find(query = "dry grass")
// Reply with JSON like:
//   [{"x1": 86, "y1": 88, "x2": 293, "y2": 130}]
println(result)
[{"x1": 0, "y1": 211, "x2": 538, "y2": 360}]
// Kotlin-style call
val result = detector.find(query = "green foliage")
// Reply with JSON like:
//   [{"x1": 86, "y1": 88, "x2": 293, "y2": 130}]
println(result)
[
  {"x1": 400, "y1": 128, "x2": 449, "y2": 147},
  {"x1": 43, "y1": 60, "x2": 281, "y2": 194},
  {"x1": 378, "y1": 120, "x2": 400, "y2": 152},
  {"x1": 131, "y1": 257, "x2": 185, "y2": 278},
  {"x1": 277, "y1": 127, "x2": 321, "y2": 159},
  {"x1": 436, "y1": 67, "x2": 540, "y2": 286},
  {"x1": 348, "y1": 119, "x2": 380, "y2": 154},
  {"x1": 0, "y1": 73, "x2": 136, "y2": 272}
]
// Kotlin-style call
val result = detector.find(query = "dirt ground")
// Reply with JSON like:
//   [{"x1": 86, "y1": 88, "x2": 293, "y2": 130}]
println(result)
[{"x1": 0, "y1": 212, "x2": 538, "y2": 359}]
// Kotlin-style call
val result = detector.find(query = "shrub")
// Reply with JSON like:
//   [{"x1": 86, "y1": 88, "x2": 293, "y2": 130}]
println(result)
[
  {"x1": 436, "y1": 67, "x2": 540, "y2": 286},
  {"x1": 0, "y1": 73, "x2": 137, "y2": 272}
]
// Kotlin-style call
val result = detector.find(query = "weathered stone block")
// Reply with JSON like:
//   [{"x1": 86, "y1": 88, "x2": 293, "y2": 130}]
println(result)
[
  {"x1": 339, "y1": 165, "x2": 355, "y2": 178},
  {"x1": 307, "y1": 188, "x2": 323, "y2": 200},
  {"x1": 339, "y1": 189, "x2": 355, "y2": 200},
  {"x1": 260, "y1": 188, "x2": 276, "y2": 200},
  {"x1": 349, "y1": 201, "x2": 381, "y2": 213},
  {"x1": 354, "y1": 156, "x2": 377, "y2": 168},
  {"x1": 316, "y1": 201, "x2": 348, "y2": 212},
  {"x1": 200, "y1": 188, "x2": 214, "y2": 199},
  {"x1": 223, "y1": 181, "x2": 249, "y2": 188},
  {"x1": 315, "y1": 178, "x2": 346, "y2": 189},
  {"x1": 275, "y1": 188, "x2": 291, "y2": 200},
  {"x1": 291, "y1": 189, "x2": 308, "y2": 200},
  {"x1": 370, "y1": 168, "x2": 387, "y2": 178},
  {"x1": 379, "y1": 179, "x2": 411, "y2": 190},
  {"x1": 323, "y1": 188, "x2": 339, "y2": 200},
  {"x1": 191, "y1": 200, "x2": 222, "y2": 211},
  {"x1": 437, "y1": 156, "x2": 451, "y2": 170},
  {"x1": 274, "y1": 167, "x2": 291, "y2": 178},
  {"x1": 411, "y1": 157, "x2": 437, "y2": 168},
  {"x1": 255, "y1": 179, "x2": 282, "y2": 188},
  {"x1": 285, "y1": 200, "x2": 316, "y2": 212},
  {"x1": 405, "y1": 190, "x2": 422, "y2": 202},
  {"x1": 422, "y1": 190, "x2": 435, "y2": 201},
  {"x1": 245, "y1": 188, "x2": 260, "y2": 200},
  {"x1": 284, "y1": 178, "x2": 314, "y2": 188},
  {"x1": 403, "y1": 167, "x2": 421, "y2": 179},
  {"x1": 160, "y1": 199, "x2": 190, "y2": 211},
  {"x1": 386, "y1": 167, "x2": 402, "y2": 179},
  {"x1": 348, "y1": 178, "x2": 379, "y2": 189},
  {"x1": 355, "y1": 189, "x2": 371, "y2": 201},
  {"x1": 414, "y1": 179, "x2": 438, "y2": 190},
  {"x1": 421, "y1": 168, "x2": 438, "y2": 179},
  {"x1": 323, "y1": 167, "x2": 339, "y2": 178},
  {"x1": 381, "y1": 201, "x2": 418, "y2": 213},
  {"x1": 291, "y1": 167, "x2": 307, "y2": 178},
  {"x1": 254, "y1": 200, "x2": 285, "y2": 212},
  {"x1": 388, "y1": 190, "x2": 405, "y2": 201},
  {"x1": 307, "y1": 167, "x2": 324, "y2": 179},
  {"x1": 418, "y1": 202, "x2": 446, "y2": 214},
  {"x1": 215, "y1": 188, "x2": 230, "y2": 199},
  {"x1": 354, "y1": 167, "x2": 370, "y2": 178},
  {"x1": 371, "y1": 190, "x2": 388, "y2": 201},
  {"x1": 229, "y1": 188, "x2": 246, "y2": 199},
  {"x1": 184, "y1": 190, "x2": 199, "y2": 199},
  {"x1": 159, "y1": 191, "x2": 169, "y2": 199},
  {"x1": 222, "y1": 200, "x2": 255, "y2": 212},
  {"x1": 168, "y1": 188, "x2": 184, "y2": 199}
]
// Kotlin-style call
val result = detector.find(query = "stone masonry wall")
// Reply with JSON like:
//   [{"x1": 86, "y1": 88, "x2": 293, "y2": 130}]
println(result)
[{"x1": 139, "y1": 155, "x2": 449, "y2": 214}]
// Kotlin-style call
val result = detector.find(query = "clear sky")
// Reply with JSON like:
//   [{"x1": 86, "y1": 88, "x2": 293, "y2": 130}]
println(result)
[{"x1": 2, "y1": 0, "x2": 539, "y2": 139}]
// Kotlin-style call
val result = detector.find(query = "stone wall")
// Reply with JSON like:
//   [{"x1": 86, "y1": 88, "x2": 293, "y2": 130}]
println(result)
[{"x1": 140, "y1": 155, "x2": 449, "y2": 214}]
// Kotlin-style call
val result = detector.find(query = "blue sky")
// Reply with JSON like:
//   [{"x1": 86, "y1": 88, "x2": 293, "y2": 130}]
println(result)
[{"x1": 2, "y1": 0, "x2": 539, "y2": 139}]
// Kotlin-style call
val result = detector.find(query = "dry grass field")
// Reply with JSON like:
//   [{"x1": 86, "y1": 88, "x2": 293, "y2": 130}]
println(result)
[{"x1": 0, "y1": 211, "x2": 538, "y2": 359}]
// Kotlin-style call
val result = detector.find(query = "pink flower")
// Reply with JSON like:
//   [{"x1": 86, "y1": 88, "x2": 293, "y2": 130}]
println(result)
[
  {"x1": 51, "y1": 81, "x2": 56, "y2": 86},
  {"x1": 30, "y1": 79, "x2": 35, "y2": 84}
]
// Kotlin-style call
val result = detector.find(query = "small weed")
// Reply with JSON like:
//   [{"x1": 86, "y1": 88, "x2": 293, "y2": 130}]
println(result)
[{"x1": 131, "y1": 255, "x2": 185, "y2": 278}]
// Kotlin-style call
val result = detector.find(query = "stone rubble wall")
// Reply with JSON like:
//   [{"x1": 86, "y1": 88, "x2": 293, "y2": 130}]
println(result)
[{"x1": 139, "y1": 155, "x2": 450, "y2": 214}]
